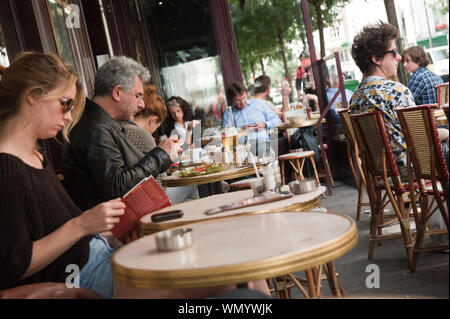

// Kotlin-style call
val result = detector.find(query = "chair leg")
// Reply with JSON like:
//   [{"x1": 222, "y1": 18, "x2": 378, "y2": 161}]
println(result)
[
  {"x1": 294, "y1": 158, "x2": 303, "y2": 180},
  {"x1": 395, "y1": 192, "x2": 414, "y2": 269},
  {"x1": 304, "y1": 269, "x2": 318, "y2": 298},
  {"x1": 356, "y1": 182, "x2": 364, "y2": 221},
  {"x1": 324, "y1": 262, "x2": 343, "y2": 297},
  {"x1": 299, "y1": 158, "x2": 306, "y2": 180},
  {"x1": 411, "y1": 195, "x2": 429, "y2": 273},
  {"x1": 368, "y1": 191, "x2": 382, "y2": 259},
  {"x1": 308, "y1": 155, "x2": 325, "y2": 198},
  {"x1": 280, "y1": 160, "x2": 285, "y2": 185},
  {"x1": 309, "y1": 155, "x2": 321, "y2": 186}
]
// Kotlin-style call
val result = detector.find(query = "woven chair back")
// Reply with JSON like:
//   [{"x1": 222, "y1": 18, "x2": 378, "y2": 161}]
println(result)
[
  {"x1": 396, "y1": 105, "x2": 449, "y2": 182},
  {"x1": 350, "y1": 111, "x2": 399, "y2": 178}
]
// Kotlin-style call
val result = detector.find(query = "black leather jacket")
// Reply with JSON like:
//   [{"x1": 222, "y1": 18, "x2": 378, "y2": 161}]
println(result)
[{"x1": 62, "y1": 98, "x2": 172, "y2": 210}]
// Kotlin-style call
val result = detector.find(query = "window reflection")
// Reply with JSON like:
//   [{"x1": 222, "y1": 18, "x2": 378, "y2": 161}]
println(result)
[
  {"x1": 47, "y1": 0, "x2": 77, "y2": 68},
  {"x1": 141, "y1": 0, "x2": 224, "y2": 129},
  {"x1": 46, "y1": 0, "x2": 95, "y2": 95}
]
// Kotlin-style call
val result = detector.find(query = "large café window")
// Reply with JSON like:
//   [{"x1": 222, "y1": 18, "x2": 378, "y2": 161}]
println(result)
[
  {"x1": 141, "y1": 0, "x2": 224, "y2": 129},
  {"x1": 46, "y1": 0, "x2": 96, "y2": 95}
]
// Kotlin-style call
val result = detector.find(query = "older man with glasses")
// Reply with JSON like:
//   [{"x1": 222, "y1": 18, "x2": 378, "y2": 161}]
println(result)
[{"x1": 62, "y1": 56, "x2": 182, "y2": 212}]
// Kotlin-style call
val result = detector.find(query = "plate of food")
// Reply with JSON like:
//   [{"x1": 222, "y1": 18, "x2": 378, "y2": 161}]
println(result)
[{"x1": 180, "y1": 162, "x2": 228, "y2": 177}]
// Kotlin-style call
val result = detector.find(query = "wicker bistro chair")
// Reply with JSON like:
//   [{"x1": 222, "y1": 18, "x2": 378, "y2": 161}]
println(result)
[
  {"x1": 435, "y1": 83, "x2": 449, "y2": 109},
  {"x1": 350, "y1": 111, "x2": 417, "y2": 269},
  {"x1": 338, "y1": 109, "x2": 370, "y2": 221},
  {"x1": 443, "y1": 105, "x2": 449, "y2": 122},
  {"x1": 396, "y1": 105, "x2": 449, "y2": 272}
]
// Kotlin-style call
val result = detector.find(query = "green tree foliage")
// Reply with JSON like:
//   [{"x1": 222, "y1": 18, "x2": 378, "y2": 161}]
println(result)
[
  {"x1": 230, "y1": 0, "x2": 350, "y2": 85},
  {"x1": 306, "y1": 0, "x2": 350, "y2": 58},
  {"x1": 230, "y1": 0, "x2": 298, "y2": 84},
  {"x1": 429, "y1": 0, "x2": 449, "y2": 15}
]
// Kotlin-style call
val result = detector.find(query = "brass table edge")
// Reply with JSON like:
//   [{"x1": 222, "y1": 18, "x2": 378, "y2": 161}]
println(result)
[
  {"x1": 112, "y1": 212, "x2": 357, "y2": 289},
  {"x1": 140, "y1": 197, "x2": 321, "y2": 235}
]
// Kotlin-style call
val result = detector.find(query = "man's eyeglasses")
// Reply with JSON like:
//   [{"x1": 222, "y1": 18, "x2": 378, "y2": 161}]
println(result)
[
  {"x1": 384, "y1": 50, "x2": 399, "y2": 58},
  {"x1": 59, "y1": 98, "x2": 76, "y2": 113},
  {"x1": 128, "y1": 90, "x2": 144, "y2": 103}
]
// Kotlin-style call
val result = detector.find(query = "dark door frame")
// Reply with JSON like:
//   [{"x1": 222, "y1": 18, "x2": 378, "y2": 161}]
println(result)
[{"x1": 209, "y1": 0, "x2": 242, "y2": 105}]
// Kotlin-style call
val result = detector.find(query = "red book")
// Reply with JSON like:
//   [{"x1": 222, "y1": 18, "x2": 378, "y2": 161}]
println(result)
[{"x1": 111, "y1": 176, "x2": 171, "y2": 241}]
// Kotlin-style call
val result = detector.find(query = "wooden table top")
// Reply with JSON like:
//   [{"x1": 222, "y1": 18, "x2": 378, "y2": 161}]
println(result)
[
  {"x1": 162, "y1": 164, "x2": 263, "y2": 187},
  {"x1": 277, "y1": 118, "x2": 326, "y2": 130},
  {"x1": 140, "y1": 185, "x2": 326, "y2": 235},
  {"x1": 112, "y1": 211, "x2": 357, "y2": 289}
]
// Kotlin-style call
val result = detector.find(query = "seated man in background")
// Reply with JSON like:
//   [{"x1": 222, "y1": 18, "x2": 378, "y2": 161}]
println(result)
[
  {"x1": 63, "y1": 56, "x2": 182, "y2": 211},
  {"x1": 222, "y1": 82, "x2": 281, "y2": 157},
  {"x1": 252, "y1": 74, "x2": 282, "y2": 118},
  {"x1": 304, "y1": 66, "x2": 354, "y2": 123}
]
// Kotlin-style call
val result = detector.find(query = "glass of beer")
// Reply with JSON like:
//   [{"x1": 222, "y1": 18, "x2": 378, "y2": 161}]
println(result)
[{"x1": 222, "y1": 134, "x2": 233, "y2": 153}]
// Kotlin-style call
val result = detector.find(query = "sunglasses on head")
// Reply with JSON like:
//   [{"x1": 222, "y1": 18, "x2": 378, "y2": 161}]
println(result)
[{"x1": 59, "y1": 97, "x2": 76, "y2": 113}]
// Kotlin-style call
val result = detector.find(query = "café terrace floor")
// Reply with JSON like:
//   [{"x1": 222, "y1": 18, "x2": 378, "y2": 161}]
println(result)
[{"x1": 283, "y1": 181, "x2": 449, "y2": 299}]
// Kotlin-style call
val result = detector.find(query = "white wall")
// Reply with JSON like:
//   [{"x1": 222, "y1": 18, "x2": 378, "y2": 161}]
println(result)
[{"x1": 309, "y1": 0, "x2": 448, "y2": 81}]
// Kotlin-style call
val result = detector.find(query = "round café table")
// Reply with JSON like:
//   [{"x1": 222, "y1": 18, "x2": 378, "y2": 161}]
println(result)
[
  {"x1": 277, "y1": 118, "x2": 326, "y2": 130},
  {"x1": 162, "y1": 164, "x2": 262, "y2": 188},
  {"x1": 140, "y1": 185, "x2": 326, "y2": 235},
  {"x1": 112, "y1": 212, "x2": 357, "y2": 298}
]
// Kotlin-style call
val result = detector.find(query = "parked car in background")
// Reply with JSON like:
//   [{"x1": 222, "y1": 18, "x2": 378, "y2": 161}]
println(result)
[{"x1": 426, "y1": 46, "x2": 449, "y2": 79}]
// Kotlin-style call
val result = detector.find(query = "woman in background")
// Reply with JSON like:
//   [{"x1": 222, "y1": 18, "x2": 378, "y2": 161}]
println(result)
[
  {"x1": 162, "y1": 96, "x2": 199, "y2": 150},
  {"x1": 121, "y1": 85, "x2": 199, "y2": 204},
  {"x1": 402, "y1": 46, "x2": 443, "y2": 105}
]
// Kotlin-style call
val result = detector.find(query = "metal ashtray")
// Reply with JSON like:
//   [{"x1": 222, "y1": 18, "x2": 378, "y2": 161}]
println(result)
[
  {"x1": 155, "y1": 228, "x2": 193, "y2": 252},
  {"x1": 289, "y1": 178, "x2": 318, "y2": 195}
]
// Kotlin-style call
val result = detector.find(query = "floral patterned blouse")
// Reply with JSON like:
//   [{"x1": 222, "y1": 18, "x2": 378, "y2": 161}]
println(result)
[{"x1": 349, "y1": 76, "x2": 416, "y2": 168}]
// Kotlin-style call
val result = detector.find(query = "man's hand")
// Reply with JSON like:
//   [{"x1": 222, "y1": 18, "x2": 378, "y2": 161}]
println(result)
[
  {"x1": 282, "y1": 82, "x2": 292, "y2": 96},
  {"x1": 158, "y1": 136, "x2": 183, "y2": 161},
  {"x1": 247, "y1": 122, "x2": 266, "y2": 131}
]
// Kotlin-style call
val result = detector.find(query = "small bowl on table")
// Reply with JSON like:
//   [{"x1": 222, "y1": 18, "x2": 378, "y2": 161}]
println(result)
[
  {"x1": 289, "y1": 178, "x2": 318, "y2": 195},
  {"x1": 155, "y1": 228, "x2": 193, "y2": 252}
]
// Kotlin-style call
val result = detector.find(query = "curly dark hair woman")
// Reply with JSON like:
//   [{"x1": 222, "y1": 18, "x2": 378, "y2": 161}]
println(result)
[
  {"x1": 351, "y1": 21, "x2": 399, "y2": 75},
  {"x1": 162, "y1": 96, "x2": 193, "y2": 136},
  {"x1": 159, "y1": 96, "x2": 199, "y2": 150}
]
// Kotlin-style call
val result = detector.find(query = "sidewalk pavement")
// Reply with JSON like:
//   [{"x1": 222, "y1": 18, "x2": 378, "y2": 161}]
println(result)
[{"x1": 288, "y1": 181, "x2": 449, "y2": 299}]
